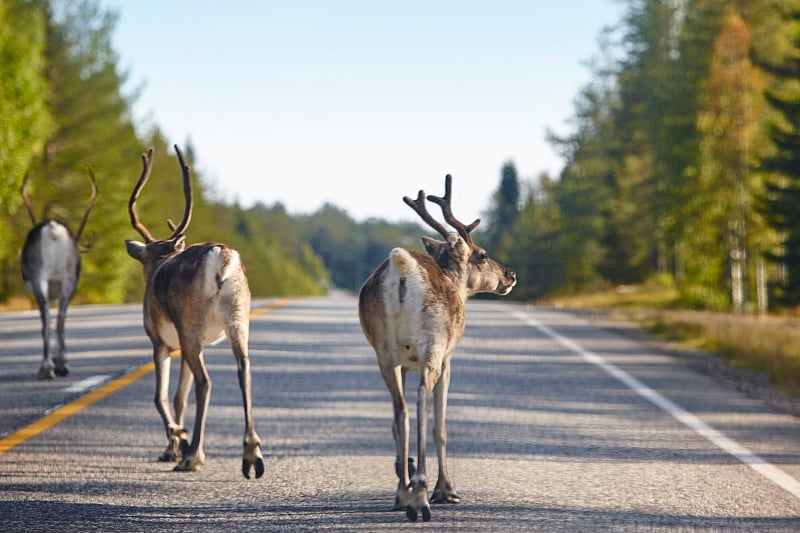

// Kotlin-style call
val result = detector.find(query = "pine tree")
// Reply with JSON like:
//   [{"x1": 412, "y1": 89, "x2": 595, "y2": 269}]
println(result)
[
  {"x1": 756, "y1": 7, "x2": 800, "y2": 306},
  {"x1": 24, "y1": 0, "x2": 144, "y2": 303},
  {"x1": 0, "y1": 1, "x2": 53, "y2": 298},
  {"x1": 485, "y1": 161, "x2": 520, "y2": 253},
  {"x1": 0, "y1": 1, "x2": 51, "y2": 211},
  {"x1": 683, "y1": 9, "x2": 764, "y2": 310},
  {"x1": 500, "y1": 175, "x2": 564, "y2": 299}
]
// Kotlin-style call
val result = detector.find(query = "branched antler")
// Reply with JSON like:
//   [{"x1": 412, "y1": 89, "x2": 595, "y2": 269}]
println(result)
[
  {"x1": 426, "y1": 174, "x2": 480, "y2": 246},
  {"x1": 403, "y1": 190, "x2": 450, "y2": 239},
  {"x1": 129, "y1": 148, "x2": 156, "y2": 243},
  {"x1": 405, "y1": 175, "x2": 480, "y2": 245},
  {"x1": 168, "y1": 145, "x2": 193, "y2": 240},
  {"x1": 128, "y1": 145, "x2": 194, "y2": 243},
  {"x1": 75, "y1": 167, "x2": 98, "y2": 246},
  {"x1": 21, "y1": 174, "x2": 37, "y2": 226}
]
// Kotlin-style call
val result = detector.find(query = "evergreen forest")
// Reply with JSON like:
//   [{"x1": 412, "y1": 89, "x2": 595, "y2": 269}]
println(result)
[{"x1": 3, "y1": 0, "x2": 800, "y2": 314}]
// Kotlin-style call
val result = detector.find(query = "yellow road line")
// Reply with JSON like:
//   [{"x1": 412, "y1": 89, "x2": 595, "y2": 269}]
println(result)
[{"x1": 0, "y1": 298, "x2": 291, "y2": 456}]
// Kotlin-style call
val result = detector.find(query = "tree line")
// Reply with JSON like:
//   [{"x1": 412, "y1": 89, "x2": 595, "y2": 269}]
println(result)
[
  {"x1": 482, "y1": 0, "x2": 800, "y2": 313},
  {"x1": 5, "y1": 0, "x2": 800, "y2": 314},
  {"x1": 0, "y1": 0, "x2": 427, "y2": 304}
]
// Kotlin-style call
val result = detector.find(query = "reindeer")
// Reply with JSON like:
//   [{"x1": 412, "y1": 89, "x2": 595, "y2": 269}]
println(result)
[
  {"x1": 125, "y1": 145, "x2": 264, "y2": 479},
  {"x1": 21, "y1": 170, "x2": 97, "y2": 379},
  {"x1": 358, "y1": 175, "x2": 517, "y2": 521}
]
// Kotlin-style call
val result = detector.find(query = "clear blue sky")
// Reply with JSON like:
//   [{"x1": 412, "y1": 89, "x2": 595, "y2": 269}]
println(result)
[{"x1": 101, "y1": 1, "x2": 625, "y2": 223}]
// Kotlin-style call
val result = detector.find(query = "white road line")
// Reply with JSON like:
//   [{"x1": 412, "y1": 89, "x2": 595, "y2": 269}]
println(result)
[
  {"x1": 62, "y1": 375, "x2": 110, "y2": 394},
  {"x1": 508, "y1": 307, "x2": 800, "y2": 501}
]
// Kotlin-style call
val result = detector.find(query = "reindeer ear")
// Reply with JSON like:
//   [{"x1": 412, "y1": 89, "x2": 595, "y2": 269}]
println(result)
[
  {"x1": 447, "y1": 232, "x2": 470, "y2": 259},
  {"x1": 421, "y1": 236, "x2": 445, "y2": 257},
  {"x1": 125, "y1": 239, "x2": 147, "y2": 263},
  {"x1": 174, "y1": 235, "x2": 187, "y2": 252}
]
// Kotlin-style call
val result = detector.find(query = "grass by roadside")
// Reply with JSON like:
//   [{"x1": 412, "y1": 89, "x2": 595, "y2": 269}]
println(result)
[
  {"x1": 546, "y1": 282, "x2": 800, "y2": 397},
  {"x1": 0, "y1": 296, "x2": 33, "y2": 312}
]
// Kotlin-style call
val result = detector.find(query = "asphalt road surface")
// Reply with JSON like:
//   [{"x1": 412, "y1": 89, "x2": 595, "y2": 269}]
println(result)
[{"x1": 1, "y1": 294, "x2": 799, "y2": 531}]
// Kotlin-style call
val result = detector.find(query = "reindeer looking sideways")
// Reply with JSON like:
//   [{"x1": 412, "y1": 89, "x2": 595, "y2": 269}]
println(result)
[
  {"x1": 358, "y1": 175, "x2": 517, "y2": 522},
  {"x1": 21, "y1": 171, "x2": 97, "y2": 380},
  {"x1": 125, "y1": 145, "x2": 264, "y2": 479}
]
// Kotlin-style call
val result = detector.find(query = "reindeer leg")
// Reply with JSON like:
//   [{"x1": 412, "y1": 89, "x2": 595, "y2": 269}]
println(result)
[
  {"x1": 32, "y1": 282, "x2": 55, "y2": 380},
  {"x1": 399, "y1": 368, "x2": 416, "y2": 478},
  {"x1": 53, "y1": 289, "x2": 72, "y2": 377},
  {"x1": 432, "y1": 359, "x2": 460, "y2": 504},
  {"x1": 408, "y1": 358, "x2": 439, "y2": 522},
  {"x1": 170, "y1": 357, "x2": 193, "y2": 460},
  {"x1": 380, "y1": 364, "x2": 412, "y2": 511},
  {"x1": 175, "y1": 342, "x2": 209, "y2": 472},
  {"x1": 174, "y1": 357, "x2": 192, "y2": 426},
  {"x1": 229, "y1": 320, "x2": 264, "y2": 479},
  {"x1": 153, "y1": 343, "x2": 185, "y2": 462}
]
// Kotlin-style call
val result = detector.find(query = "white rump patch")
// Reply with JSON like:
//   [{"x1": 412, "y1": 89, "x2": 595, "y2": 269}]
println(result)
[
  {"x1": 201, "y1": 246, "x2": 237, "y2": 297},
  {"x1": 389, "y1": 248, "x2": 414, "y2": 274},
  {"x1": 220, "y1": 249, "x2": 241, "y2": 282},
  {"x1": 201, "y1": 247, "x2": 221, "y2": 297},
  {"x1": 36, "y1": 221, "x2": 79, "y2": 286},
  {"x1": 385, "y1": 248, "x2": 425, "y2": 350}
]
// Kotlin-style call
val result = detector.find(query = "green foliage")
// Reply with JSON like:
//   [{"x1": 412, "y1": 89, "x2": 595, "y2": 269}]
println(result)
[
  {"x1": 756, "y1": 5, "x2": 800, "y2": 306},
  {"x1": 494, "y1": 176, "x2": 564, "y2": 300},
  {"x1": 0, "y1": 0, "x2": 330, "y2": 305},
  {"x1": 120, "y1": 136, "x2": 330, "y2": 300},
  {"x1": 0, "y1": 1, "x2": 52, "y2": 210},
  {"x1": 484, "y1": 161, "x2": 521, "y2": 247},
  {"x1": 30, "y1": 0, "x2": 144, "y2": 303},
  {"x1": 298, "y1": 204, "x2": 424, "y2": 292},
  {"x1": 0, "y1": 0, "x2": 52, "y2": 277},
  {"x1": 5, "y1": 0, "x2": 800, "y2": 313},
  {"x1": 547, "y1": 78, "x2": 617, "y2": 292},
  {"x1": 501, "y1": 0, "x2": 799, "y2": 312}
]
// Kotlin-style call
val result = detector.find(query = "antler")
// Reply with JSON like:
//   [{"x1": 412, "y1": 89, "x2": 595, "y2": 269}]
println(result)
[
  {"x1": 75, "y1": 167, "x2": 98, "y2": 244},
  {"x1": 21, "y1": 173, "x2": 37, "y2": 226},
  {"x1": 129, "y1": 148, "x2": 156, "y2": 243},
  {"x1": 403, "y1": 189, "x2": 450, "y2": 239},
  {"x1": 168, "y1": 145, "x2": 193, "y2": 240},
  {"x1": 128, "y1": 145, "x2": 194, "y2": 243},
  {"x1": 426, "y1": 174, "x2": 480, "y2": 246}
]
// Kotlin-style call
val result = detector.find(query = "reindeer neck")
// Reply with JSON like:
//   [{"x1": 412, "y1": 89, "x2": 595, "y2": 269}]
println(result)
[{"x1": 413, "y1": 252, "x2": 469, "y2": 305}]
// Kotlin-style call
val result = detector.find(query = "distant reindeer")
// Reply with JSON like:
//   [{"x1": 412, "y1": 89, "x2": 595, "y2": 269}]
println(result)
[
  {"x1": 358, "y1": 175, "x2": 517, "y2": 521},
  {"x1": 125, "y1": 145, "x2": 264, "y2": 479},
  {"x1": 21, "y1": 170, "x2": 97, "y2": 380}
]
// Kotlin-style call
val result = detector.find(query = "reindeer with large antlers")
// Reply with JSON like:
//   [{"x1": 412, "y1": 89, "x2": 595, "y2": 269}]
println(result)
[
  {"x1": 125, "y1": 145, "x2": 264, "y2": 479},
  {"x1": 21, "y1": 170, "x2": 97, "y2": 379},
  {"x1": 358, "y1": 175, "x2": 517, "y2": 521}
]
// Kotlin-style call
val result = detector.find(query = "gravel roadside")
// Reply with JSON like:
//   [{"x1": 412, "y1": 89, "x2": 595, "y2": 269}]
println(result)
[{"x1": 572, "y1": 307, "x2": 800, "y2": 419}]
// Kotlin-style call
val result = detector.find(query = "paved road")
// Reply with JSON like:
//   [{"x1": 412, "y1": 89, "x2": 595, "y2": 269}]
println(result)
[{"x1": 0, "y1": 294, "x2": 799, "y2": 531}]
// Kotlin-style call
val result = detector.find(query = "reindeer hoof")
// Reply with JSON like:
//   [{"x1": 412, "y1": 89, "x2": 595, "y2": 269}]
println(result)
[
  {"x1": 159, "y1": 436, "x2": 189, "y2": 462},
  {"x1": 242, "y1": 456, "x2": 265, "y2": 479},
  {"x1": 174, "y1": 454, "x2": 204, "y2": 472},
  {"x1": 432, "y1": 488, "x2": 461, "y2": 504},
  {"x1": 242, "y1": 440, "x2": 265, "y2": 479},
  {"x1": 406, "y1": 480, "x2": 431, "y2": 521},
  {"x1": 54, "y1": 366, "x2": 68, "y2": 377},
  {"x1": 37, "y1": 366, "x2": 55, "y2": 380},
  {"x1": 393, "y1": 484, "x2": 412, "y2": 511},
  {"x1": 432, "y1": 480, "x2": 461, "y2": 504},
  {"x1": 406, "y1": 504, "x2": 431, "y2": 522}
]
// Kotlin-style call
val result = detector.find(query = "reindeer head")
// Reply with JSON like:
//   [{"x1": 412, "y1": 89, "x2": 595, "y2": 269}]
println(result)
[
  {"x1": 22, "y1": 168, "x2": 98, "y2": 252},
  {"x1": 404, "y1": 175, "x2": 517, "y2": 297},
  {"x1": 125, "y1": 145, "x2": 193, "y2": 274}
]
